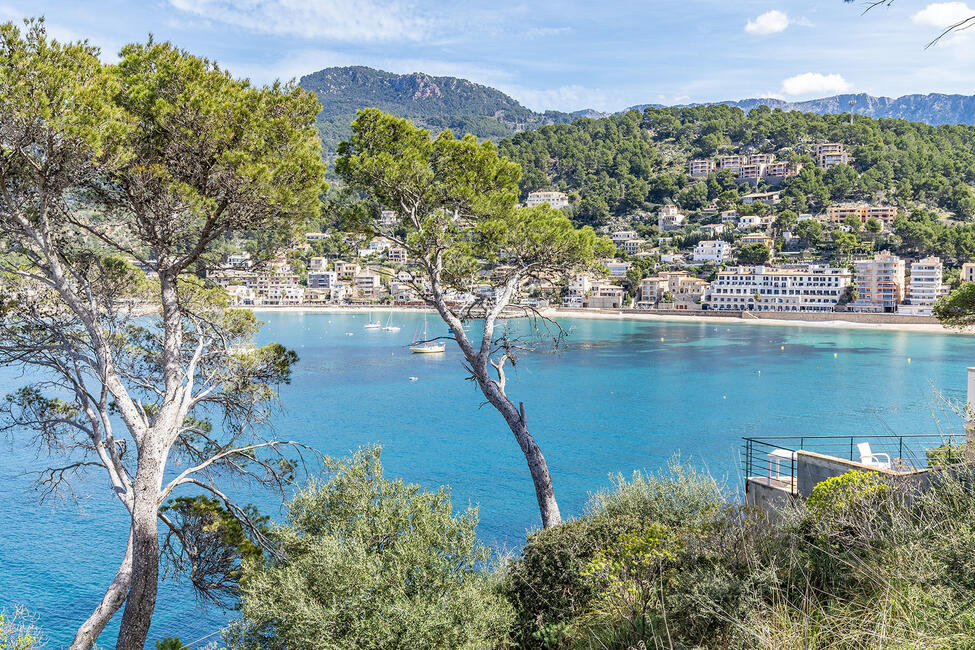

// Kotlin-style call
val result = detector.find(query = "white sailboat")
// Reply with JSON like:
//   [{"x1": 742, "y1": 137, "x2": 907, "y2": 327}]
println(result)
[
  {"x1": 409, "y1": 315, "x2": 445, "y2": 353},
  {"x1": 363, "y1": 312, "x2": 381, "y2": 329},
  {"x1": 381, "y1": 312, "x2": 400, "y2": 332}
]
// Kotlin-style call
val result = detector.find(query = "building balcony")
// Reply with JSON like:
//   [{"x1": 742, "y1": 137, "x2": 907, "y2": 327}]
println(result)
[{"x1": 742, "y1": 434, "x2": 964, "y2": 504}]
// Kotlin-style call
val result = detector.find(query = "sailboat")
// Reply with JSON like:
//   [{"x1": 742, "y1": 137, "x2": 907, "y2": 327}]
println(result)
[
  {"x1": 363, "y1": 312, "x2": 381, "y2": 329},
  {"x1": 381, "y1": 313, "x2": 400, "y2": 332},
  {"x1": 410, "y1": 315, "x2": 445, "y2": 353}
]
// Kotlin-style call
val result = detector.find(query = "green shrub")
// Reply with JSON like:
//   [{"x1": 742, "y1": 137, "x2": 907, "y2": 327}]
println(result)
[
  {"x1": 226, "y1": 446, "x2": 511, "y2": 650},
  {"x1": 501, "y1": 514, "x2": 638, "y2": 648},
  {"x1": 585, "y1": 457, "x2": 726, "y2": 527},
  {"x1": 0, "y1": 608, "x2": 41, "y2": 650},
  {"x1": 926, "y1": 442, "x2": 967, "y2": 467},
  {"x1": 805, "y1": 470, "x2": 891, "y2": 516}
]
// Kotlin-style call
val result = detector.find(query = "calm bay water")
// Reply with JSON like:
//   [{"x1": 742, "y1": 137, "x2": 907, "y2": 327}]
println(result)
[{"x1": 1, "y1": 312, "x2": 972, "y2": 647}]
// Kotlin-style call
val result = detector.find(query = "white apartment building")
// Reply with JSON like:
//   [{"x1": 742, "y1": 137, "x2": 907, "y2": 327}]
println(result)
[
  {"x1": 705, "y1": 265, "x2": 852, "y2": 312},
  {"x1": 692, "y1": 240, "x2": 732, "y2": 263},
  {"x1": 359, "y1": 237, "x2": 394, "y2": 258},
  {"x1": 620, "y1": 239, "x2": 645, "y2": 255},
  {"x1": 898, "y1": 257, "x2": 948, "y2": 316},
  {"x1": 226, "y1": 252, "x2": 251, "y2": 267},
  {"x1": 815, "y1": 143, "x2": 850, "y2": 169},
  {"x1": 737, "y1": 215, "x2": 763, "y2": 230},
  {"x1": 566, "y1": 275, "x2": 593, "y2": 299},
  {"x1": 700, "y1": 223, "x2": 726, "y2": 236},
  {"x1": 354, "y1": 270, "x2": 385, "y2": 298},
  {"x1": 225, "y1": 285, "x2": 257, "y2": 306},
  {"x1": 526, "y1": 190, "x2": 569, "y2": 209},
  {"x1": 658, "y1": 205, "x2": 685, "y2": 231},
  {"x1": 610, "y1": 230, "x2": 638, "y2": 246}
]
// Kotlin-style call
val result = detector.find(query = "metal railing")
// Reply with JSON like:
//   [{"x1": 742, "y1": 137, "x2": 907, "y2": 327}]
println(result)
[{"x1": 742, "y1": 434, "x2": 966, "y2": 494}]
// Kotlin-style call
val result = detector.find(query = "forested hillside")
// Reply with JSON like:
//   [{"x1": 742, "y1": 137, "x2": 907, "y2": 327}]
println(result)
[
  {"x1": 300, "y1": 66, "x2": 574, "y2": 153},
  {"x1": 498, "y1": 105, "x2": 975, "y2": 226}
]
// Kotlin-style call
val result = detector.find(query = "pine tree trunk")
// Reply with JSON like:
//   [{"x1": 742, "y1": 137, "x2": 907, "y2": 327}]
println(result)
[
  {"x1": 482, "y1": 379, "x2": 562, "y2": 528},
  {"x1": 115, "y1": 459, "x2": 162, "y2": 650}
]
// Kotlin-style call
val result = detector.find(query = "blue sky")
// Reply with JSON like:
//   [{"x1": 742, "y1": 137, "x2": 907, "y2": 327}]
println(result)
[{"x1": 4, "y1": 1, "x2": 975, "y2": 112}]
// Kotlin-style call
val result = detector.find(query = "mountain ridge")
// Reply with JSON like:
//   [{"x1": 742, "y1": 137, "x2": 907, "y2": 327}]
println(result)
[
  {"x1": 627, "y1": 93, "x2": 975, "y2": 125},
  {"x1": 298, "y1": 66, "x2": 975, "y2": 156},
  {"x1": 298, "y1": 66, "x2": 575, "y2": 153}
]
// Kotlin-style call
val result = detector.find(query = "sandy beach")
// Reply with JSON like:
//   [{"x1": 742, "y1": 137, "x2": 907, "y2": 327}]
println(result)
[{"x1": 246, "y1": 304, "x2": 972, "y2": 335}]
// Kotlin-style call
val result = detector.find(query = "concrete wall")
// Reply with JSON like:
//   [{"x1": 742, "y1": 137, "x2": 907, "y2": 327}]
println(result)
[
  {"x1": 745, "y1": 478, "x2": 796, "y2": 512},
  {"x1": 795, "y1": 450, "x2": 931, "y2": 498}
]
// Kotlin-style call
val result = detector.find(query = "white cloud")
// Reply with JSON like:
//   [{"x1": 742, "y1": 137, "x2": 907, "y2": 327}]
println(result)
[
  {"x1": 745, "y1": 10, "x2": 790, "y2": 35},
  {"x1": 167, "y1": 0, "x2": 433, "y2": 42},
  {"x1": 912, "y1": 2, "x2": 975, "y2": 28},
  {"x1": 780, "y1": 72, "x2": 853, "y2": 97}
]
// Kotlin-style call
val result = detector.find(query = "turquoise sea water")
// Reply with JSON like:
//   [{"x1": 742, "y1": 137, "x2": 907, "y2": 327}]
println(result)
[{"x1": 1, "y1": 312, "x2": 972, "y2": 647}]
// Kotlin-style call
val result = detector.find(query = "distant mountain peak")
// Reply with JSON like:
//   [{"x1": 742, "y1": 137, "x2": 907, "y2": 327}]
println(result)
[{"x1": 298, "y1": 65, "x2": 575, "y2": 154}]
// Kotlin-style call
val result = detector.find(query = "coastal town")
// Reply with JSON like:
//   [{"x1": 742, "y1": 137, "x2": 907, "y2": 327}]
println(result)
[{"x1": 206, "y1": 143, "x2": 968, "y2": 320}]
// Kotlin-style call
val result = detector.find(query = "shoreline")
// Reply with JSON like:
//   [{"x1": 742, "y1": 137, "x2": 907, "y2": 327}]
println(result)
[
  {"x1": 547, "y1": 308, "x2": 968, "y2": 334},
  {"x1": 245, "y1": 304, "x2": 971, "y2": 334}
]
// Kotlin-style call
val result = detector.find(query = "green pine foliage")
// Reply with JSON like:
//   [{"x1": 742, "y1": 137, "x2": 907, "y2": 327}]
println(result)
[{"x1": 227, "y1": 446, "x2": 512, "y2": 650}]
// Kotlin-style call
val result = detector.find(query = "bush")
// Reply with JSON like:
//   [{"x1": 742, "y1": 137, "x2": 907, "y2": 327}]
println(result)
[
  {"x1": 926, "y1": 442, "x2": 967, "y2": 467},
  {"x1": 226, "y1": 446, "x2": 511, "y2": 650},
  {"x1": 585, "y1": 457, "x2": 727, "y2": 527},
  {"x1": 501, "y1": 514, "x2": 638, "y2": 648},
  {"x1": 805, "y1": 470, "x2": 891, "y2": 517},
  {"x1": 0, "y1": 607, "x2": 41, "y2": 650}
]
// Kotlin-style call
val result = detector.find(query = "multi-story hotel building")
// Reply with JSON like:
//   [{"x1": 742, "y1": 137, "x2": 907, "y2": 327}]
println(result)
[
  {"x1": 826, "y1": 203, "x2": 899, "y2": 226},
  {"x1": 814, "y1": 143, "x2": 850, "y2": 169},
  {"x1": 687, "y1": 159, "x2": 716, "y2": 177},
  {"x1": 705, "y1": 265, "x2": 852, "y2": 312},
  {"x1": 526, "y1": 190, "x2": 569, "y2": 209},
  {"x1": 718, "y1": 155, "x2": 746, "y2": 173},
  {"x1": 852, "y1": 252, "x2": 906, "y2": 312},
  {"x1": 738, "y1": 163, "x2": 766, "y2": 180},
  {"x1": 898, "y1": 257, "x2": 948, "y2": 316}
]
